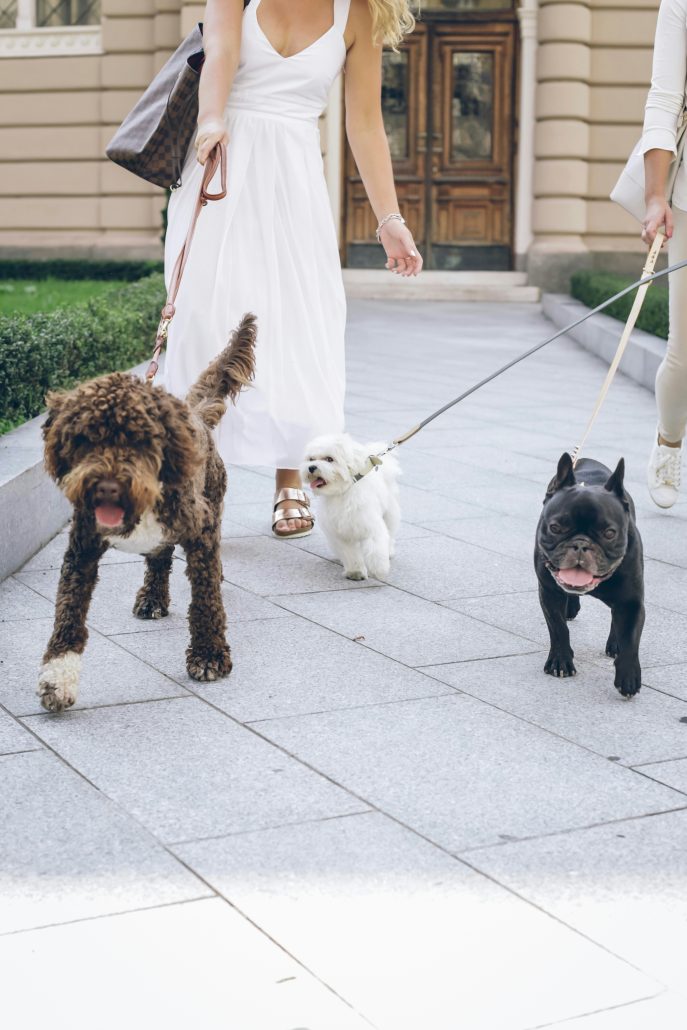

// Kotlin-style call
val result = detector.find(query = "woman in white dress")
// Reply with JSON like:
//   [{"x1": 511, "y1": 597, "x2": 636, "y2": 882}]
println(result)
[{"x1": 164, "y1": 0, "x2": 422, "y2": 537}]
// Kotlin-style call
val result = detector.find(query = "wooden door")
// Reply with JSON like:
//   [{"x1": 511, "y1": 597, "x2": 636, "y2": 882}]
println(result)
[{"x1": 343, "y1": 15, "x2": 516, "y2": 270}]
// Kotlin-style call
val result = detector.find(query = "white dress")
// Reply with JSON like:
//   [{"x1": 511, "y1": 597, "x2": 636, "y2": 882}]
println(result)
[{"x1": 164, "y1": 0, "x2": 350, "y2": 469}]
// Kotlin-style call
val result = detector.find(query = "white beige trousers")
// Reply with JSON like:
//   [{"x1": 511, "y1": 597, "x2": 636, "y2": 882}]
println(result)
[{"x1": 658, "y1": 205, "x2": 687, "y2": 441}]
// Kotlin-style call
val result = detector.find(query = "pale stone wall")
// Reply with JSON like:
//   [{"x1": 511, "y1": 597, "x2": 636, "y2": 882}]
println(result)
[{"x1": 530, "y1": 0, "x2": 660, "y2": 288}]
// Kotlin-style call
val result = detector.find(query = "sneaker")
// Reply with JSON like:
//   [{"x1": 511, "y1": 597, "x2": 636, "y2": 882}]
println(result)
[{"x1": 648, "y1": 434, "x2": 683, "y2": 508}]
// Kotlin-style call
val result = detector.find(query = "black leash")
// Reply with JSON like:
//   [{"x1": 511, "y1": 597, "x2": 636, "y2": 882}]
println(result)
[{"x1": 354, "y1": 253, "x2": 687, "y2": 479}]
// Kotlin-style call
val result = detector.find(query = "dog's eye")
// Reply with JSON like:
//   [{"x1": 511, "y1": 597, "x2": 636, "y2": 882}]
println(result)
[
  {"x1": 603, "y1": 527, "x2": 617, "y2": 539},
  {"x1": 549, "y1": 522, "x2": 562, "y2": 534},
  {"x1": 325, "y1": 457, "x2": 334, "y2": 463}
]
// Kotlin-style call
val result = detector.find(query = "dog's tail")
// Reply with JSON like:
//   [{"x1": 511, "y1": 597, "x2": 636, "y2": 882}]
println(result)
[{"x1": 186, "y1": 313, "x2": 257, "y2": 429}]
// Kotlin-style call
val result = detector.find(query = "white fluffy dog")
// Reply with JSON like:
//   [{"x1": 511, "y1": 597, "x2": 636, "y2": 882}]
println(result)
[{"x1": 301, "y1": 433, "x2": 401, "y2": 580}]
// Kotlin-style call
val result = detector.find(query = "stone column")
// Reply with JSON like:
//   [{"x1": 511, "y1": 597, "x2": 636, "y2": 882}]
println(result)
[{"x1": 514, "y1": 0, "x2": 538, "y2": 268}]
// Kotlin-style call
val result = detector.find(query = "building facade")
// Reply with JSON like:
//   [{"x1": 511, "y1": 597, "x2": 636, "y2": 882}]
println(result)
[{"x1": 0, "y1": 0, "x2": 662, "y2": 288}]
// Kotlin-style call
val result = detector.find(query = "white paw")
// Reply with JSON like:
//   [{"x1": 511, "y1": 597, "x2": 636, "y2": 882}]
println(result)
[
  {"x1": 38, "y1": 652, "x2": 81, "y2": 712},
  {"x1": 346, "y1": 569, "x2": 367, "y2": 581}
]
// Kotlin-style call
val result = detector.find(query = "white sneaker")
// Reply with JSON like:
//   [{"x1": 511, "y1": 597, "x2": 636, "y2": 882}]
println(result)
[{"x1": 648, "y1": 434, "x2": 683, "y2": 508}]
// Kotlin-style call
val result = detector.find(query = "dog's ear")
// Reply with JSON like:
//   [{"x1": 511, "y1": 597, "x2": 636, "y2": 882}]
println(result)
[
  {"x1": 344, "y1": 437, "x2": 373, "y2": 479},
  {"x1": 42, "y1": 390, "x2": 72, "y2": 481},
  {"x1": 545, "y1": 452, "x2": 576, "y2": 500},
  {"x1": 154, "y1": 392, "x2": 201, "y2": 484},
  {"x1": 604, "y1": 458, "x2": 629, "y2": 508}
]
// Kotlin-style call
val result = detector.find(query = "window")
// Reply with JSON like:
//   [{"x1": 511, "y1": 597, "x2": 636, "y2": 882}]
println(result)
[
  {"x1": 0, "y1": 0, "x2": 102, "y2": 55},
  {"x1": 36, "y1": 0, "x2": 100, "y2": 27}
]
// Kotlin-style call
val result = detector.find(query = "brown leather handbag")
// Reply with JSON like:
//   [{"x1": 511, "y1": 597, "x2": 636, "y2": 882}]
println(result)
[{"x1": 106, "y1": 4, "x2": 249, "y2": 190}]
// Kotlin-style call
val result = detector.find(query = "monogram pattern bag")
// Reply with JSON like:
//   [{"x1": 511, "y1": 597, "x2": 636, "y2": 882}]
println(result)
[{"x1": 106, "y1": 3, "x2": 249, "y2": 190}]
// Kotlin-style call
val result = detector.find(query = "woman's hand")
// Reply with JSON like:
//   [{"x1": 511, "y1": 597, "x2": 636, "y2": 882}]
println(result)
[
  {"x1": 380, "y1": 220, "x2": 423, "y2": 276},
  {"x1": 195, "y1": 118, "x2": 229, "y2": 166},
  {"x1": 642, "y1": 195, "x2": 673, "y2": 245}
]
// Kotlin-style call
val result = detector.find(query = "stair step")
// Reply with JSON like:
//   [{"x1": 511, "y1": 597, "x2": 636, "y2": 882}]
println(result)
[{"x1": 343, "y1": 269, "x2": 540, "y2": 303}]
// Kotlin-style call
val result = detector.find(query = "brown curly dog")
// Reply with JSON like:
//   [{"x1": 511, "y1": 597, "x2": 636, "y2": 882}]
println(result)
[{"x1": 38, "y1": 313, "x2": 256, "y2": 713}]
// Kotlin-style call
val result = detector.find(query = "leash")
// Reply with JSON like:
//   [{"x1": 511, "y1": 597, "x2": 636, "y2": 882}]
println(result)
[
  {"x1": 570, "y1": 229, "x2": 663, "y2": 466},
  {"x1": 355, "y1": 232, "x2": 682, "y2": 481},
  {"x1": 146, "y1": 143, "x2": 227, "y2": 382}
]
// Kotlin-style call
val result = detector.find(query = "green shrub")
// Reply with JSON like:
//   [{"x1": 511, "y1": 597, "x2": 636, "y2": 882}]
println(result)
[
  {"x1": 0, "y1": 273, "x2": 165, "y2": 428},
  {"x1": 0, "y1": 259, "x2": 163, "y2": 282},
  {"x1": 571, "y1": 270, "x2": 669, "y2": 340}
]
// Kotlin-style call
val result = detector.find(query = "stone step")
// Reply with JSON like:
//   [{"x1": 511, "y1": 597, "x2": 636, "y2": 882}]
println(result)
[{"x1": 343, "y1": 269, "x2": 540, "y2": 303}]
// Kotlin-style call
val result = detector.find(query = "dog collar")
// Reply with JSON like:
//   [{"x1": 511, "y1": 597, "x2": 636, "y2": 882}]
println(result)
[{"x1": 352, "y1": 454, "x2": 384, "y2": 483}]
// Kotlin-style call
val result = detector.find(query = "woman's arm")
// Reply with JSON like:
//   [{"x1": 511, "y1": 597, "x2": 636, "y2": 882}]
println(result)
[
  {"x1": 195, "y1": 0, "x2": 244, "y2": 165},
  {"x1": 640, "y1": 0, "x2": 687, "y2": 243},
  {"x1": 344, "y1": 0, "x2": 422, "y2": 276}
]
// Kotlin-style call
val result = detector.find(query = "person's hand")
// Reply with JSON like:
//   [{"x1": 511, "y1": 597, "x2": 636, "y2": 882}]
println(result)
[
  {"x1": 195, "y1": 118, "x2": 229, "y2": 166},
  {"x1": 642, "y1": 196, "x2": 673, "y2": 245},
  {"x1": 380, "y1": 220, "x2": 423, "y2": 276}
]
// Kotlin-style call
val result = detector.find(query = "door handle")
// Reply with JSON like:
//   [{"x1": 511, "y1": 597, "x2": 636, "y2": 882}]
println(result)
[
  {"x1": 432, "y1": 131, "x2": 443, "y2": 153},
  {"x1": 417, "y1": 131, "x2": 427, "y2": 154}
]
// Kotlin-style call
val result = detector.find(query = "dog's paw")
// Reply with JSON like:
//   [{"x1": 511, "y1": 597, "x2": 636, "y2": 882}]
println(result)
[
  {"x1": 615, "y1": 661, "x2": 642, "y2": 698},
  {"x1": 605, "y1": 634, "x2": 619, "y2": 659},
  {"x1": 133, "y1": 590, "x2": 169, "y2": 620},
  {"x1": 345, "y1": 570, "x2": 367, "y2": 581},
  {"x1": 37, "y1": 652, "x2": 81, "y2": 712},
  {"x1": 544, "y1": 652, "x2": 576, "y2": 678},
  {"x1": 186, "y1": 646, "x2": 233, "y2": 682}
]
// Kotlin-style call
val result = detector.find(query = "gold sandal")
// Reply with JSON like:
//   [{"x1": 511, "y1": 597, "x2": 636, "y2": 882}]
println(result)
[{"x1": 272, "y1": 488, "x2": 315, "y2": 539}]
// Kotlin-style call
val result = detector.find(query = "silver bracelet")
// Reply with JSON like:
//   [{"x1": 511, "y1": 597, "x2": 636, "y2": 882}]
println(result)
[{"x1": 376, "y1": 212, "x2": 405, "y2": 242}]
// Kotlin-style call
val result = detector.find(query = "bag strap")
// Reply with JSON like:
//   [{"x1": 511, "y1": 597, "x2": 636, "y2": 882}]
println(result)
[{"x1": 146, "y1": 142, "x2": 227, "y2": 382}]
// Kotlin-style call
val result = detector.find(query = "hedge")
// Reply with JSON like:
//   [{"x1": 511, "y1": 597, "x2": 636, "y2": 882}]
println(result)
[
  {"x1": 0, "y1": 258, "x2": 163, "y2": 282},
  {"x1": 0, "y1": 272, "x2": 166, "y2": 428},
  {"x1": 570, "y1": 270, "x2": 669, "y2": 340}
]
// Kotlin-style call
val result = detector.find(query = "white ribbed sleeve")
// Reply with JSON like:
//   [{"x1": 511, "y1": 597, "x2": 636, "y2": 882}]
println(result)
[{"x1": 640, "y1": 0, "x2": 687, "y2": 155}]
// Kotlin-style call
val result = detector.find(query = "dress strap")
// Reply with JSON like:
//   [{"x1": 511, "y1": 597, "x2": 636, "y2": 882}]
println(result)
[{"x1": 333, "y1": 0, "x2": 352, "y2": 32}]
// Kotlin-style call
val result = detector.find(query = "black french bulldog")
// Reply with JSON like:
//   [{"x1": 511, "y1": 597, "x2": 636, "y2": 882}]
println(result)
[{"x1": 535, "y1": 452, "x2": 645, "y2": 697}]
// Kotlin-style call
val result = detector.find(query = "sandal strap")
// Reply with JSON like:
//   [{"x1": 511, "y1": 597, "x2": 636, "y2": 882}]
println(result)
[
  {"x1": 274, "y1": 487, "x2": 309, "y2": 508},
  {"x1": 272, "y1": 506, "x2": 315, "y2": 530}
]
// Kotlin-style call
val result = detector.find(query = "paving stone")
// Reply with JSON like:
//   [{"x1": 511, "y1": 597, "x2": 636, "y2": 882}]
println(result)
[
  {"x1": 254, "y1": 694, "x2": 684, "y2": 851},
  {"x1": 644, "y1": 558, "x2": 687, "y2": 615},
  {"x1": 386, "y1": 533, "x2": 533, "y2": 601},
  {"x1": 0, "y1": 897, "x2": 370, "y2": 1030},
  {"x1": 418, "y1": 442, "x2": 555, "y2": 483},
  {"x1": 176, "y1": 812, "x2": 657, "y2": 1030},
  {"x1": 0, "y1": 751, "x2": 207, "y2": 934},
  {"x1": 447, "y1": 592, "x2": 687, "y2": 669},
  {"x1": 421, "y1": 513, "x2": 535, "y2": 561},
  {"x1": 418, "y1": 651, "x2": 687, "y2": 766},
  {"x1": 638, "y1": 512, "x2": 687, "y2": 567},
  {"x1": 637, "y1": 757, "x2": 687, "y2": 794},
  {"x1": 187, "y1": 615, "x2": 451, "y2": 722},
  {"x1": 642, "y1": 662, "x2": 687, "y2": 701},
  {"x1": 0, "y1": 617, "x2": 188, "y2": 716},
  {"x1": 398, "y1": 482, "x2": 490, "y2": 523},
  {"x1": 272, "y1": 586, "x2": 540, "y2": 666},
  {"x1": 0, "y1": 576, "x2": 54, "y2": 621},
  {"x1": 23, "y1": 697, "x2": 366, "y2": 843},
  {"x1": 220, "y1": 535, "x2": 379, "y2": 596},
  {"x1": 467, "y1": 809, "x2": 687, "y2": 996},
  {"x1": 0, "y1": 707, "x2": 39, "y2": 755},
  {"x1": 534, "y1": 994, "x2": 687, "y2": 1030},
  {"x1": 16, "y1": 558, "x2": 287, "y2": 637}
]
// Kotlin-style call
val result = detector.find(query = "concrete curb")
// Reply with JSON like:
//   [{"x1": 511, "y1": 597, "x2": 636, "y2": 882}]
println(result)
[
  {"x1": 542, "y1": 293, "x2": 666, "y2": 394},
  {"x1": 0, "y1": 357, "x2": 152, "y2": 583}
]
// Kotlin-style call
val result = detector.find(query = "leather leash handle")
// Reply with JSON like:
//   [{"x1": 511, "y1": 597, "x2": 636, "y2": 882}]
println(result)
[
  {"x1": 571, "y1": 227, "x2": 664, "y2": 467},
  {"x1": 146, "y1": 142, "x2": 227, "y2": 382}
]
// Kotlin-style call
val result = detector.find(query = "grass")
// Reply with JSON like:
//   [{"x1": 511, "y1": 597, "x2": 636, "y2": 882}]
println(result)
[{"x1": 0, "y1": 278, "x2": 128, "y2": 316}]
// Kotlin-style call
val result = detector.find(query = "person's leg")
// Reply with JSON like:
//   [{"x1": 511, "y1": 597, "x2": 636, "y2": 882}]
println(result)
[
  {"x1": 649, "y1": 206, "x2": 687, "y2": 505},
  {"x1": 273, "y1": 468, "x2": 314, "y2": 535}
]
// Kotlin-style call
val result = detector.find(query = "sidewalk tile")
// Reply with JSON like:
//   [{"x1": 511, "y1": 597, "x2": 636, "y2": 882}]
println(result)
[
  {"x1": 23, "y1": 697, "x2": 367, "y2": 843},
  {"x1": 253, "y1": 694, "x2": 684, "y2": 851}
]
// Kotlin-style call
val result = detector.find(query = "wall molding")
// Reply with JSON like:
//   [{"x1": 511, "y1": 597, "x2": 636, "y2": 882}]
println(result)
[{"x1": 0, "y1": 26, "x2": 102, "y2": 58}]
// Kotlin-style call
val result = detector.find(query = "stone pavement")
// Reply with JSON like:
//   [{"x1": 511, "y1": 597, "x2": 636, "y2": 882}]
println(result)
[{"x1": 2, "y1": 300, "x2": 687, "y2": 1029}]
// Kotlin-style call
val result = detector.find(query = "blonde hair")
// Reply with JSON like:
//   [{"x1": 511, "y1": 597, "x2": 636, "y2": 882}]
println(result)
[{"x1": 368, "y1": 0, "x2": 416, "y2": 49}]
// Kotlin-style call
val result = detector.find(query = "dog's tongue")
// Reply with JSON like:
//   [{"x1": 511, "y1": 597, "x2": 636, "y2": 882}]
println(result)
[
  {"x1": 94, "y1": 504, "x2": 125, "y2": 528},
  {"x1": 558, "y1": 567, "x2": 595, "y2": 588},
  {"x1": 312, "y1": 478, "x2": 326, "y2": 489}
]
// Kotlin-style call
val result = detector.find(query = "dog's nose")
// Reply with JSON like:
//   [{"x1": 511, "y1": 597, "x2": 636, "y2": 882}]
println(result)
[
  {"x1": 308, "y1": 464, "x2": 317, "y2": 474},
  {"x1": 94, "y1": 479, "x2": 121, "y2": 504},
  {"x1": 570, "y1": 541, "x2": 590, "y2": 554}
]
